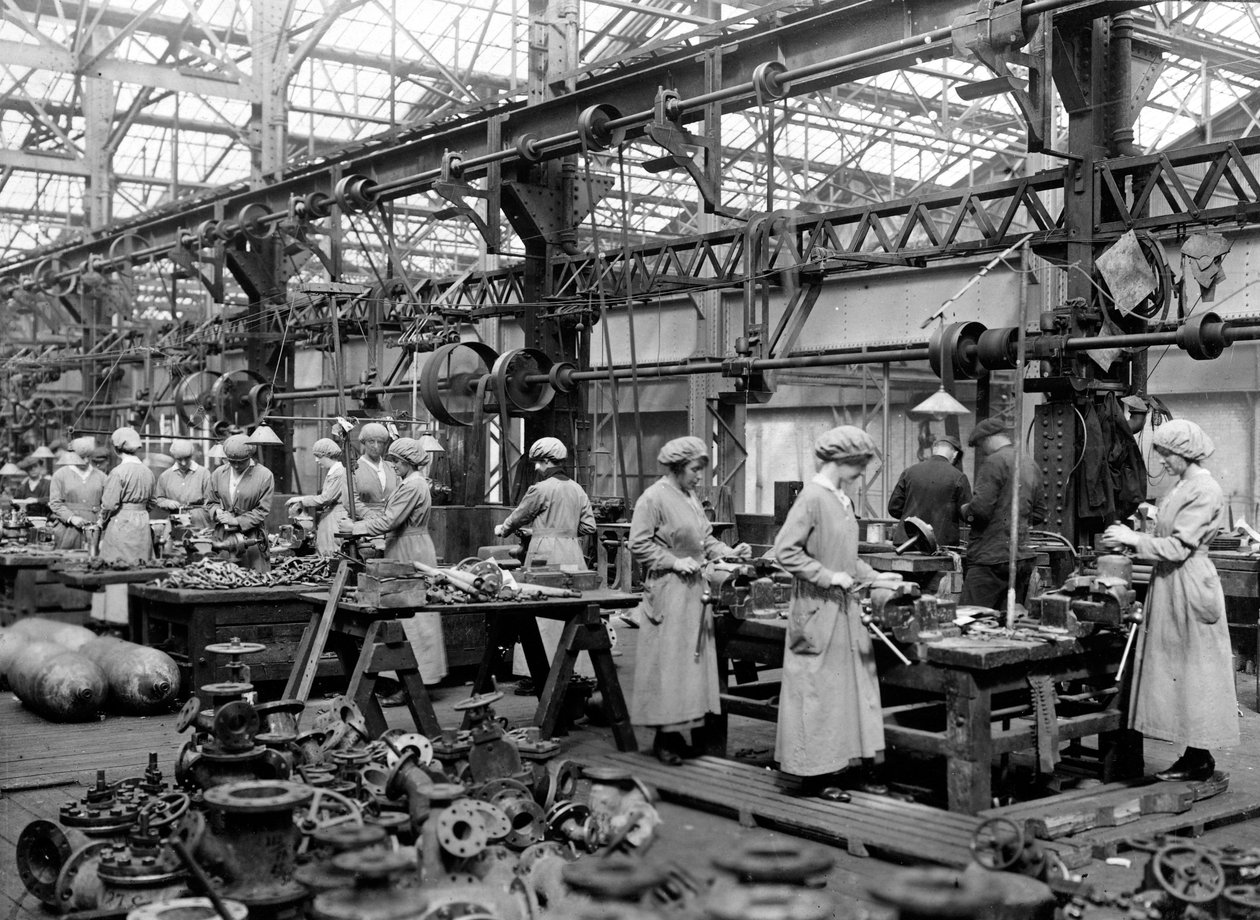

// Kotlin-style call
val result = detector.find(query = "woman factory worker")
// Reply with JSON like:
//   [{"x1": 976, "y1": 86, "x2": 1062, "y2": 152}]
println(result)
[
  {"x1": 1104, "y1": 419, "x2": 1238, "y2": 782},
  {"x1": 98, "y1": 427, "x2": 156, "y2": 563},
  {"x1": 338, "y1": 437, "x2": 446, "y2": 682},
  {"x1": 495, "y1": 437, "x2": 597, "y2": 684},
  {"x1": 773, "y1": 426, "x2": 895, "y2": 797},
  {"x1": 354, "y1": 422, "x2": 398, "y2": 555},
  {"x1": 287, "y1": 438, "x2": 349, "y2": 555},
  {"x1": 153, "y1": 439, "x2": 213, "y2": 529},
  {"x1": 48, "y1": 437, "x2": 107, "y2": 550},
  {"x1": 629, "y1": 436, "x2": 750, "y2": 765},
  {"x1": 14, "y1": 454, "x2": 51, "y2": 517},
  {"x1": 208, "y1": 434, "x2": 275, "y2": 572}
]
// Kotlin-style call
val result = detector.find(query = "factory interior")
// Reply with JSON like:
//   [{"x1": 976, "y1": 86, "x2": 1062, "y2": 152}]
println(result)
[{"x1": 6, "y1": 1, "x2": 1260, "y2": 918}]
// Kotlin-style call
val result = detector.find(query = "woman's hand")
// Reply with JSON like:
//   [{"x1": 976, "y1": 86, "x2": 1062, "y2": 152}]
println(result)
[
  {"x1": 830, "y1": 571, "x2": 855, "y2": 591},
  {"x1": 729, "y1": 542, "x2": 752, "y2": 559},
  {"x1": 1103, "y1": 523, "x2": 1137, "y2": 549},
  {"x1": 673, "y1": 557, "x2": 701, "y2": 575},
  {"x1": 493, "y1": 523, "x2": 507, "y2": 538}
]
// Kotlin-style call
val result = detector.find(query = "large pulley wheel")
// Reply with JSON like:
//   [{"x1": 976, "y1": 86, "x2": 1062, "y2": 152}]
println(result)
[
  {"x1": 175, "y1": 370, "x2": 222, "y2": 428},
  {"x1": 419, "y1": 341, "x2": 499, "y2": 426},
  {"x1": 490, "y1": 348, "x2": 555, "y2": 417},
  {"x1": 210, "y1": 369, "x2": 274, "y2": 431},
  {"x1": 928, "y1": 321, "x2": 986, "y2": 381}
]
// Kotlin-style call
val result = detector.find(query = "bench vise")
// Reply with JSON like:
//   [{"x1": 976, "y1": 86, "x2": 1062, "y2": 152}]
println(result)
[
  {"x1": 866, "y1": 580, "x2": 959, "y2": 643},
  {"x1": 705, "y1": 558, "x2": 791, "y2": 619},
  {"x1": 1027, "y1": 565, "x2": 1137, "y2": 636}
]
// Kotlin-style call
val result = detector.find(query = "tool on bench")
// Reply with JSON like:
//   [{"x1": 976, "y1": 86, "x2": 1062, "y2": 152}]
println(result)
[{"x1": 1113, "y1": 605, "x2": 1144, "y2": 685}]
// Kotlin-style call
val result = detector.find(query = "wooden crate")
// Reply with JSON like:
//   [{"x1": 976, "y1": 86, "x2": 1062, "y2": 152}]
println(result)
[{"x1": 358, "y1": 560, "x2": 428, "y2": 608}]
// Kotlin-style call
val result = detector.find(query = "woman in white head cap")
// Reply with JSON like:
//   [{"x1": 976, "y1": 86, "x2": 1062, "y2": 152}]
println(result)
[
  {"x1": 337, "y1": 437, "x2": 446, "y2": 683},
  {"x1": 98, "y1": 427, "x2": 156, "y2": 563},
  {"x1": 353, "y1": 422, "x2": 399, "y2": 557},
  {"x1": 496, "y1": 437, "x2": 597, "y2": 685},
  {"x1": 1105, "y1": 419, "x2": 1238, "y2": 782},
  {"x1": 629, "y1": 436, "x2": 750, "y2": 765},
  {"x1": 773, "y1": 426, "x2": 893, "y2": 797},
  {"x1": 207, "y1": 434, "x2": 275, "y2": 572},
  {"x1": 47, "y1": 436, "x2": 108, "y2": 550},
  {"x1": 287, "y1": 438, "x2": 350, "y2": 555},
  {"x1": 153, "y1": 439, "x2": 214, "y2": 529}
]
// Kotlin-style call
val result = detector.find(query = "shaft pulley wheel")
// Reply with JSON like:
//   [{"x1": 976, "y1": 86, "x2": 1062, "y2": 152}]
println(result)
[
  {"x1": 928, "y1": 321, "x2": 986, "y2": 381},
  {"x1": 175, "y1": 370, "x2": 222, "y2": 428},
  {"x1": 419, "y1": 341, "x2": 499, "y2": 426}
]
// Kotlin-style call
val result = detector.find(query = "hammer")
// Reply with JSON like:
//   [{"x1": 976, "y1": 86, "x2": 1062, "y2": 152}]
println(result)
[{"x1": 894, "y1": 516, "x2": 938, "y2": 555}]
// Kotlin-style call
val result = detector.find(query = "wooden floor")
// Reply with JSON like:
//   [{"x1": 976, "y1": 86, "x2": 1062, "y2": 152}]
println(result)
[{"x1": 4, "y1": 632, "x2": 1260, "y2": 920}]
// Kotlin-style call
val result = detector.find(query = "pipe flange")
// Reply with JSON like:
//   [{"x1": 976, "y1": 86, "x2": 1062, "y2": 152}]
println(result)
[
  {"x1": 203, "y1": 780, "x2": 314, "y2": 815},
  {"x1": 751, "y1": 60, "x2": 790, "y2": 103},
  {"x1": 975, "y1": 326, "x2": 1019, "y2": 372},
  {"x1": 16, "y1": 820, "x2": 87, "y2": 904},
  {"x1": 712, "y1": 839, "x2": 835, "y2": 885},
  {"x1": 334, "y1": 174, "x2": 379, "y2": 213},
  {"x1": 705, "y1": 885, "x2": 832, "y2": 920},
  {"x1": 436, "y1": 800, "x2": 489, "y2": 858},
  {"x1": 213, "y1": 700, "x2": 260, "y2": 751},
  {"x1": 1176, "y1": 310, "x2": 1229, "y2": 360},
  {"x1": 128, "y1": 897, "x2": 249, "y2": 920},
  {"x1": 577, "y1": 104, "x2": 626, "y2": 151},
  {"x1": 562, "y1": 856, "x2": 666, "y2": 901},
  {"x1": 383, "y1": 731, "x2": 434, "y2": 767},
  {"x1": 498, "y1": 797, "x2": 546, "y2": 850},
  {"x1": 469, "y1": 800, "x2": 511, "y2": 841},
  {"x1": 928, "y1": 321, "x2": 987, "y2": 380},
  {"x1": 176, "y1": 696, "x2": 203, "y2": 733},
  {"x1": 330, "y1": 848, "x2": 414, "y2": 880},
  {"x1": 868, "y1": 868, "x2": 999, "y2": 917},
  {"x1": 476, "y1": 776, "x2": 530, "y2": 802},
  {"x1": 312, "y1": 823, "x2": 389, "y2": 852},
  {"x1": 53, "y1": 839, "x2": 108, "y2": 913},
  {"x1": 359, "y1": 763, "x2": 392, "y2": 800}
]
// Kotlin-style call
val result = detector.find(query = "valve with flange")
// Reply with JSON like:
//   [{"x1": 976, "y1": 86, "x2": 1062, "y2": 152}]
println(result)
[{"x1": 453, "y1": 690, "x2": 529, "y2": 787}]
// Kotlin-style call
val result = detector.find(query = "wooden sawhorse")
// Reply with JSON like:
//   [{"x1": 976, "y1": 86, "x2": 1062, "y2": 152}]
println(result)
[{"x1": 286, "y1": 598, "x2": 440, "y2": 740}]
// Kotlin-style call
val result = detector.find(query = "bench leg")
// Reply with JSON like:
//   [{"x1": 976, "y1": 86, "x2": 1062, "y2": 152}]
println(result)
[
  {"x1": 535, "y1": 618, "x2": 581, "y2": 740},
  {"x1": 945, "y1": 672, "x2": 992, "y2": 815}
]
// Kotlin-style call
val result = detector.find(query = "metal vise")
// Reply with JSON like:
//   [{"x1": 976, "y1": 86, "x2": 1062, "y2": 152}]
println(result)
[
  {"x1": 704, "y1": 558, "x2": 791, "y2": 619},
  {"x1": 1027, "y1": 554, "x2": 1138, "y2": 635},
  {"x1": 865, "y1": 580, "x2": 958, "y2": 643}
]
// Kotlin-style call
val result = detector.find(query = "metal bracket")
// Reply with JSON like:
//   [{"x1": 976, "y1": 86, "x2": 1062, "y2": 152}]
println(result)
[
  {"x1": 642, "y1": 88, "x2": 738, "y2": 219},
  {"x1": 432, "y1": 151, "x2": 502, "y2": 253},
  {"x1": 953, "y1": 0, "x2": 1049, "y2": 152}
]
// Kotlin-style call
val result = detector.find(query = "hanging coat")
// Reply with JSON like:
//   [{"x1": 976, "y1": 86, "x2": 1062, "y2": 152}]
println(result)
[
  {"x1": 48, "y1": 466, "x2": 107, "y2": 550},
  {"x1": 772, "y1": 479, "x2": 885, "y2": 776},
  {"x1": 208, "y1": 462, "x2": 275, "y2": 572},
  {"x1": 100, "y1": 458, "x2": 155, "y2": 564},
  {"x1": 298, "y1": 462, "x2": 350, "y2": 555},
  {"x1": 1129, "y1": 468, "x2": 1239, "y2": 750},
  {"x1": 155, "y1": 464, "x2": 214, "y2": 529},
  {"x1": 503, "y1": 470, "x2": 598, "y2": 679},
  {"x1": 628, "y1": 476, "x2": 734, "y2": 728},
  {"x1": 353, "y1": 471, "x2": 447, "y2": 683}
]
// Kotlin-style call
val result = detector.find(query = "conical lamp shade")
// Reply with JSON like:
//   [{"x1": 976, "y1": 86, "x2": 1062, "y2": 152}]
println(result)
[
  {"x1": 911, "y1": 385, "x2": 970, "y2": 419},
  {"x1": 247, "y1": 423, "x2": 283, "y2": 446},
  {"x1": 0, "y1": 462, "x2": 22, "y2": 476},
  {"x1": 208, "y1": 444, "x2": 226, "y2": 460},
  {"x1": 31, "y1": 446, "x2": 55, "y2": 459},
  {"x1": 418, "y1": 434, "x2": 445, "y2": 453}
]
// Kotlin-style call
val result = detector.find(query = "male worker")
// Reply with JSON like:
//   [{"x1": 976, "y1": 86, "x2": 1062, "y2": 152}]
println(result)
[
  {"x1": 960, "y1": 418, "x2": 1047, "y2": 609},
  {"x1": 887, "y1": 434, "x2": 971, "y2": 547}
]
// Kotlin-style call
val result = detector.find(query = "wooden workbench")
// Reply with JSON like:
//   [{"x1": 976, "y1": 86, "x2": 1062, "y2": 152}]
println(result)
[
  {"x1": 0, "y1": 549, "x2": 91, "y2": 626},
  {"x1": 1209, "y1": 551, "x2": 1260, "y2": 689},
  {"x1": 716, "y1": 616, "x2": 1137, "y2": 814},
  {"x1": 52, "y1": 564, "x2": 174, "y2": 589},
  {"x1": 128, "y1": 583, "x2": 319, "y2": 692},
  {"x1": 307, "y1": 588, "x2": 642, "y2": 749}
]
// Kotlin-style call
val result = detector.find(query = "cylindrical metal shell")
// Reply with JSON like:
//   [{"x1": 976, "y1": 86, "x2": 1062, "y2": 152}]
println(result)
[
  {"x1": 8, "y1": 617, "x2": 96, "y2": 650},
  {"x1": 78, "y1": 637, "x2": 181, "y2": 714},
  {"x1": 0, "y1": 627, "x2": 29, "y2": 683},
  {"x1": 9, "y1": 641, "x2": 108, "y2": 721}
]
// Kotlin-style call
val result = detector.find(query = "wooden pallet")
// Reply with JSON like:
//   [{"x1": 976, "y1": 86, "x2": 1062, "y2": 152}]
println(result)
[{"x1": 583, "y1": 752, "x2": 981, "y2": 867}]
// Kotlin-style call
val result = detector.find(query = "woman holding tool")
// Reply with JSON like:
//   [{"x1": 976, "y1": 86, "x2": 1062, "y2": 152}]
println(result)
[
  {"x1": 207, "y1": 434, "x2": 275, "y2": 572},
  {"x1": 99, "y1": 426, "x2": 156, "y2": 564},
  {"x1": 337, "y1": 437, "x2": 446, "y2": 683},
  {"x1": 153, "y1": 439, "x2": 213, "y2": 529},
  {"x1": 629, "y1": 436, "x2": 750, "y2": 765},
  {"x1": 287, "y1": 438, "x2": 350, "y2": 555},
  {"x1": 48, "y1": 436, "x2": 106, "y2": 550},
  {"x1": 1103, "y1": 418, "x2": 1238, "y2": 782}
]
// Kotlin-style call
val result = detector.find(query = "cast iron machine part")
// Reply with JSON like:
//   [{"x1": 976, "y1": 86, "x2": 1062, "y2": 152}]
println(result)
[
  {"x1": 186, "y1": 780, "x2": 316, "y2": 913},
  {"x1": 1026, "y1": 554, "x2": 1140, "y2": 637},
  {"x1": 711, "y1": 838, "x2": 835, "y2": 887},
  {"x1": 176, "y1": 699, "x2": 291, "y2": 792},
  {"x1": 309, "y1": 849, "x2": 426, "y2": 920},
  {"x1": 893, "y1": 517, "x2": 937, "y2": 556},
  {"x1": 702, "y1": 556, "x2": 792, "y2": 620},
  {"x1": 453, "y1": 691, "x2": 532, "y2": 788},
  {"x1": 294, "y1": 823, "x2": 393, "y2": 894}
]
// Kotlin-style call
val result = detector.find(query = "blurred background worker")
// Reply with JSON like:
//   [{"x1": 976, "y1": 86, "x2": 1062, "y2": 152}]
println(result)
[
  {"x1": 887, "y1": 434, "x2": 971, "y2": 548},
  {"x1": 13, "y1": 454, "x2": 51, "y2": 518},
  {"x1": 208, "y1": 434, "x2": 275, "y2": 572},
  {"x1": 153, "y1": 439, "x2": 213, "y2": 529},
  {"x1": 98, "y1": 427, "x2": 155, "y2": 564},
  {"x1": 960, "y1": 418, "x2": 1047, "y2": 609},
  {"x1": 48, "y1": 436, "x2": 106, "y2": 550},
  {"x1": 287, "y1": 437, "x2": 350, "y2": 555},
  {"x1": 497, "y1": 436, "x2": 597, "y2": 687},
  {"x1": 354, "y1": 421, "x2": 398, "y2": 558}
]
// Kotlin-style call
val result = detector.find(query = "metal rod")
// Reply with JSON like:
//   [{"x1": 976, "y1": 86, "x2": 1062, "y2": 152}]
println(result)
[{"x1": 1005, "y1": 240, "x2": 1031, "y2": 630}]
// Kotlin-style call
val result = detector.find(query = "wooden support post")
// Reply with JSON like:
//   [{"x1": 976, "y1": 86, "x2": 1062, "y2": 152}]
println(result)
[{"x1": 944, "y1": 671, "x2": 993, "y2": 815}]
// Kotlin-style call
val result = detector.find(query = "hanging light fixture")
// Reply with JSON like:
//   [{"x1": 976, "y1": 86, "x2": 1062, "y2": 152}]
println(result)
[
  {"x1": 910, "y1": 384, "x2": 970, "y2": 419},
  {"x1": 417, "y1": 433, "x2": 445, "y2": 454},
  {"x1": 31, "y1": 445, "x2": 55, "y2": 460},
  {"x1": 0, "y1": 462, "x2": 22, "y2": 476},
  {"x1": 247, "y1": 422, "x2": 283, "y2": 446},
  {"x1": 208, "y1": 444, "x2": 227, "y2": 460}
]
